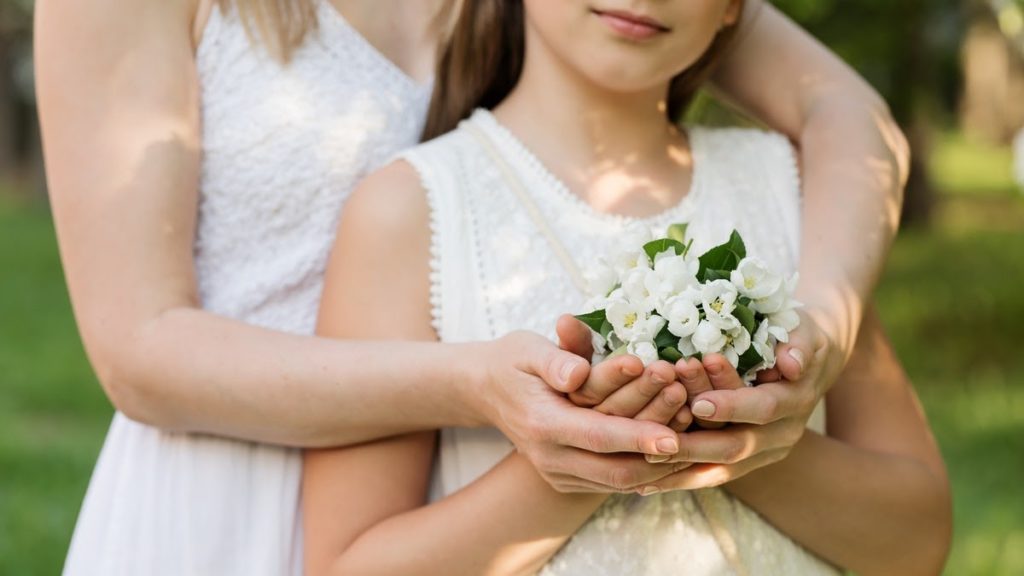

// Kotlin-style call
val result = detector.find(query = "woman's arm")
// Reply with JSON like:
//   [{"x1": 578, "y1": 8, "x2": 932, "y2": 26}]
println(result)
[
  {"x1": 304, "y1": 163, "x2": 622, "y2": 576},
  {"x1": 32, "y1": 0, "x2": 682, "y2": 482},
  {"x1": 723, "y1": 309, "x2": 952, "y2": 575},
  {"x1": 626, "y1": 2, "x2": 915, "y2": 480},
  {"x1": 713, "y1": 0, "x2": 910, "y2": 391}
]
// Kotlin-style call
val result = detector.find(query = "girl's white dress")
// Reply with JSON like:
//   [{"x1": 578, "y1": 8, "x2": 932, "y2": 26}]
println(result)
[
  {"x1": 402, "y1": 109, "x2": 837, "y2": 575},
  {"x1": 62, "y1": 2, "x2": 432, "y2": 574}
]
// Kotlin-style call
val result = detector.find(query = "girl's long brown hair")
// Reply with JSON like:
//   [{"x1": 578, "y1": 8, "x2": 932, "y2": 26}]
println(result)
[{"x1": 422, "y1": 0, "x2": 745, "y2": 141}]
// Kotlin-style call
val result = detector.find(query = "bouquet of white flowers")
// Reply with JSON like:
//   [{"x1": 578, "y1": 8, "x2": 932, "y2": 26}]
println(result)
[{"x1": 576, "y1": 224, "x2": 801, "y2": 383}]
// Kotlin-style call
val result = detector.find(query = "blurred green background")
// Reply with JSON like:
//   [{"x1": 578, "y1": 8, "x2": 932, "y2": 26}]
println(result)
[{"x1": 2, "y1": 0, "x2": 1024, "y2": 574}]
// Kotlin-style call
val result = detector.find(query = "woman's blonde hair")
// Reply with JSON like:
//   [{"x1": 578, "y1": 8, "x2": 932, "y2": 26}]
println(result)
[
  {"x1": 216, "y1": 0, "x2": 319, "y2": 61},
  {"x1": 217, "y1": 0, "x2": 462, "y2": 62}
]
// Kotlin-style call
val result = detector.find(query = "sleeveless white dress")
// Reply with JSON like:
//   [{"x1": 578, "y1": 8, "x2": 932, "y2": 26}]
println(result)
[
  {"x1": 403, "y1": 110, "x2": 838, "y2": 575},
  {"x1": 62, "y1": 2, "x2": 432, "y2": 574}
]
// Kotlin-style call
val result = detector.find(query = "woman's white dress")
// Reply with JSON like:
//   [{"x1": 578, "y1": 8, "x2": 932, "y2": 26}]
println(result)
[
  {"x1": 62, "y1": 2, "x2": 432, "y2": 574},
  {"x1": 403, "y1": 110, "x2": 837, "y2": 575}
]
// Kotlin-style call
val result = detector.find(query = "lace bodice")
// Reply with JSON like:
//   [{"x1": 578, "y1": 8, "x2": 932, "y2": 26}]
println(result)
[
  {"x1": 194, "y1": 0, "x2": 432, "y2": 334},
  {"x1": 402, "y1": 110, "x2": 838, "y2": 575}
]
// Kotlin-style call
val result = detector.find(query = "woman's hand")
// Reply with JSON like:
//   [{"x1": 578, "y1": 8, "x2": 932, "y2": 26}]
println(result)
[{"x1": 470, "y1": 329, "x2": 689, "y2": 493}]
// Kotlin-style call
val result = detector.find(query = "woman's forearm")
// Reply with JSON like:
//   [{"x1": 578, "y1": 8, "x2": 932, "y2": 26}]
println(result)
[
  {"x1": 724, "y1": 432, "x2": 949, "y2": 575},
  {"x1": 105, "y1": 307, "x2": 484, "y2": 447},
  {"x1": 795, "y1": 92, "x2": 907, "y2": 356},
  {"x1": 323, "y1": 453, "x2": 606, "y2": 576},
  {"x1": 714, "y1": 2, "x2": 910, "y2": 359}
]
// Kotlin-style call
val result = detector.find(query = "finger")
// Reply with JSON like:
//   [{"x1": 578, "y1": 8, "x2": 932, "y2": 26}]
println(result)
[
  {"x1": 556, "y1": 314, "x2": 594, "y2": 360},
  {"x1": 531, "y1": 338, "x2": 591, "y2": 393},
  {"x1": 640, "y1": 448, "x2": 788, "y2": 493},
  {"x1": 635, "y1": 382, "x2": 688, "y2": 425},
  {"x1": 551, "y1": 405, "x2": 680, "y2": 456},
  {"x1": 594, "y1": 361, "x2": 676, "y2": 417},
  {"x1": 665, "y1": 423, "x2": 788, "y2": 464},
  {"x1": 676, "y1": 358, "x2": 720, "y2": 427},
  {"x1": 544, "y1": 449, "x2": 691, "y2": 492},
  {"x1": 568, "y1": 355, "x2": 644, "y2": 407},
  {"x1": 688, "y1": 381, "x2": 807, "y2": 425},
  {"x1": 702, "y1": 354, "x2": 746, "y2": 391},
  {"x1": 676, "y1": 357, "x2": 713, "y2": 401},
  {"x1": 755, "y1": 367, "x2": 781, "y2": 384},
  {"x1": 669, "y1": 405, "x2": 693, "y2": 433}
]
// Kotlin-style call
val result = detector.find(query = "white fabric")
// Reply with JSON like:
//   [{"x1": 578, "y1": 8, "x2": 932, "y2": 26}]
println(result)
[
  {"x1": 62, "y1": 2, "x2": 432, "y2": 574},
  {"x1": 403, "y1": 109, "x2": 837, "y2": 576}
]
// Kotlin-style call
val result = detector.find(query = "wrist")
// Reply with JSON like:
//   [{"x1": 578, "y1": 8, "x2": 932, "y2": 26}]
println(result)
[{"x1": 445, "y1": 341, "x2": 494, "y2": 428}]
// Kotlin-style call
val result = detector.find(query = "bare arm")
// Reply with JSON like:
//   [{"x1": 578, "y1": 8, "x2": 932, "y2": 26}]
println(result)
[
  {"x1": 714, "y1": 0, "x2": 909, "y2": 387},
  {"x1": 34, "y1": 0, "x2": 684, "y2": 481},
  {"x1": 723, "y1": 310, "x2": 951, "y2": 575},
  {"x1": 304, "y1": 163, "x2": 616, "y2": 576},
  {"x1": 717, "y1": 0, "x2": 909, "y2": 338}
]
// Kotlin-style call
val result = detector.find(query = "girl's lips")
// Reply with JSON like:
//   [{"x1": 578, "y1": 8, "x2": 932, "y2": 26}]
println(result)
[{"x1": 593, "y1": 9, "x2": 670, "y2": 41}]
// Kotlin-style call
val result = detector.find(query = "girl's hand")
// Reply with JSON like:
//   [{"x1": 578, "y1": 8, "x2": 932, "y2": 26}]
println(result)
[
  {"x1": 473, "y1": 330, "x2": 688, "y2": 493},
  {"x1": 638, "y1": 310, "x2": 845, "y2": 492},
  {"x1": 681, "y1": 308, "x2": 843, "y2": 427}
]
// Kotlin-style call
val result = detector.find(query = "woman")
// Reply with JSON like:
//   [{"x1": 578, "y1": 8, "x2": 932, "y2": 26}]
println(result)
[
  {"x1": 35, "y1": 0, "x2": 909, "y2": 573},
  {"x1": 303, "y1": 1, "x2": 950, "y2": 573}
]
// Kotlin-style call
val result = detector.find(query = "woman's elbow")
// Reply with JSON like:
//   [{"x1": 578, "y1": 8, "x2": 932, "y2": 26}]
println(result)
[{"x1": 83, "y1": 318, "x2": 184, "y2": 430}]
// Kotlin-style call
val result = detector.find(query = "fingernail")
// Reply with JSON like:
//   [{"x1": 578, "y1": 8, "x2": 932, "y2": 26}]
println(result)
[
  {"x1": 651, "y1": 372, "x2": 667, "y2": 385},
  {"x1": 560, "y1": 360, "x2": 580, "y2": 386},
  {"x1": 789, "y1": 349, "x2": 805, "y2": 371},
  {"x1": 646, "y1": 454, "x2": 671, "y2": 463},
  {"x1": 692, "y1": 399, "x2": 715, "y2": 418},
  {"x1": 656, "y1": 437, "x2": 679, "y2": 454},
  {"x1": 705, "y1": 362, "x2": 723, "y2": 376},
  {"x1": 638, "y1": 486, "x2": 661, "y2": 496}
]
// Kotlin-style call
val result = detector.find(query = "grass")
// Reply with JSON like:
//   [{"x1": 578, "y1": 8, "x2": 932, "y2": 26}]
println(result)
[{"x1": 0, "y1": 133, "x2": 1022, "y2": 574}]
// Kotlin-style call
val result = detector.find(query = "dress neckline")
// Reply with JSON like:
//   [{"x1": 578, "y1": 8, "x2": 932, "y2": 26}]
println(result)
[
  {"x1": 468, "y1": 108, "x2": 701, "y2": 227},
  {"x1": 317, "y1": 0, "x2": 435, "y2": 94}
]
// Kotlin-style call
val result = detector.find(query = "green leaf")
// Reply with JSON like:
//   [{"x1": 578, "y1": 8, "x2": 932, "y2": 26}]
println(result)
[
  {"x1": 643, "y1": 238, "x2": 686, "y2": 263},
  {"x1": 667, "y1": 223, "x2": 689, "y2": 243},
  {"x1": 697, "y1": 230, "x2": 747, "y2": 281},
  {"x1": 736, "y1": 347, "x2": 764, "y2": 375},
  {"x1": 659, "y1": 347, "x2": 684, "y2": 363},
  {"x1": 599, "y1": 319, "x2": 615, "y2": 340},
  {"x1": 704, "y1": 269, "x2": 730, "y2": 282},
  {"x1": 574, "y1": 309, "x2": 607, "y2": 333},
  {"x1": 733, "y1": 303, "x2": 756, "y2": 333},
  {"x1": 654, "y1": 325, "x2": 678, "y2": 349}
]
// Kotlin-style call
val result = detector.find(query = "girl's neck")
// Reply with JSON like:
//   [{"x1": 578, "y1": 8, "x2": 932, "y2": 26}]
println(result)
[{"x1": 493, "y1": 35, "x2": 694, "y2": 218}]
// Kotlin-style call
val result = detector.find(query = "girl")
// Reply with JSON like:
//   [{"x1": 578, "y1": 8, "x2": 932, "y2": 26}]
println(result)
[
  {"x1": 304, "y1": 0, "x2": 950, "y2": 574},
  {"x1": 36, "y1": 0, "x2": 911, "y2": 573}
]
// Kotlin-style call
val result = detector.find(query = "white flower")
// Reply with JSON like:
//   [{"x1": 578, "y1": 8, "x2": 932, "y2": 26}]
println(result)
[
  {"x1": 767, "y1": 307, "x2": 801, "y2": 343},
  {"x1": 606, "y1": 299, "x2": 666, "y2": 343},
  {"x1": 700, "y1": 279, "x2": 740, "y2": 330},
  {"x1": 751, "y1": 272, "x2": 798, "y2": 315},
  {"x1": 692, "y1": 320, "x2": 727, "y2": 354},
  {"x1": 731, "y1": 257, "x2": 782, "y2": 300},
  {"x1": 721, "y1": 325, "x2": 752, "y2": 368},
  {"x1": 610, "y1": 223, "x2": 654, "y2": 275},
  {"x1": 661, "y1": 288, "x2": 701, "y2": 338},
  {"x1": 621, "y1": 267, "x2": 658, "y2": 313},
  {"x1": 677, "y1": 335, "x2": 698, "y2": 357},
  {"x1": 585, "y1": 260, "x2": 619, "y2": 298},
  {"x1": 627, "y1": 339, "x2": 659, "y2": 366},
  {"x1": 591, "y1": 329, "x2": 609, "y2": 356},
  {"x1": 751, "y1": 320, "x2": 777, "y2": 367},
  {"x1": 647, "y1": 253, "x2": 700, "y2": 313}
]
